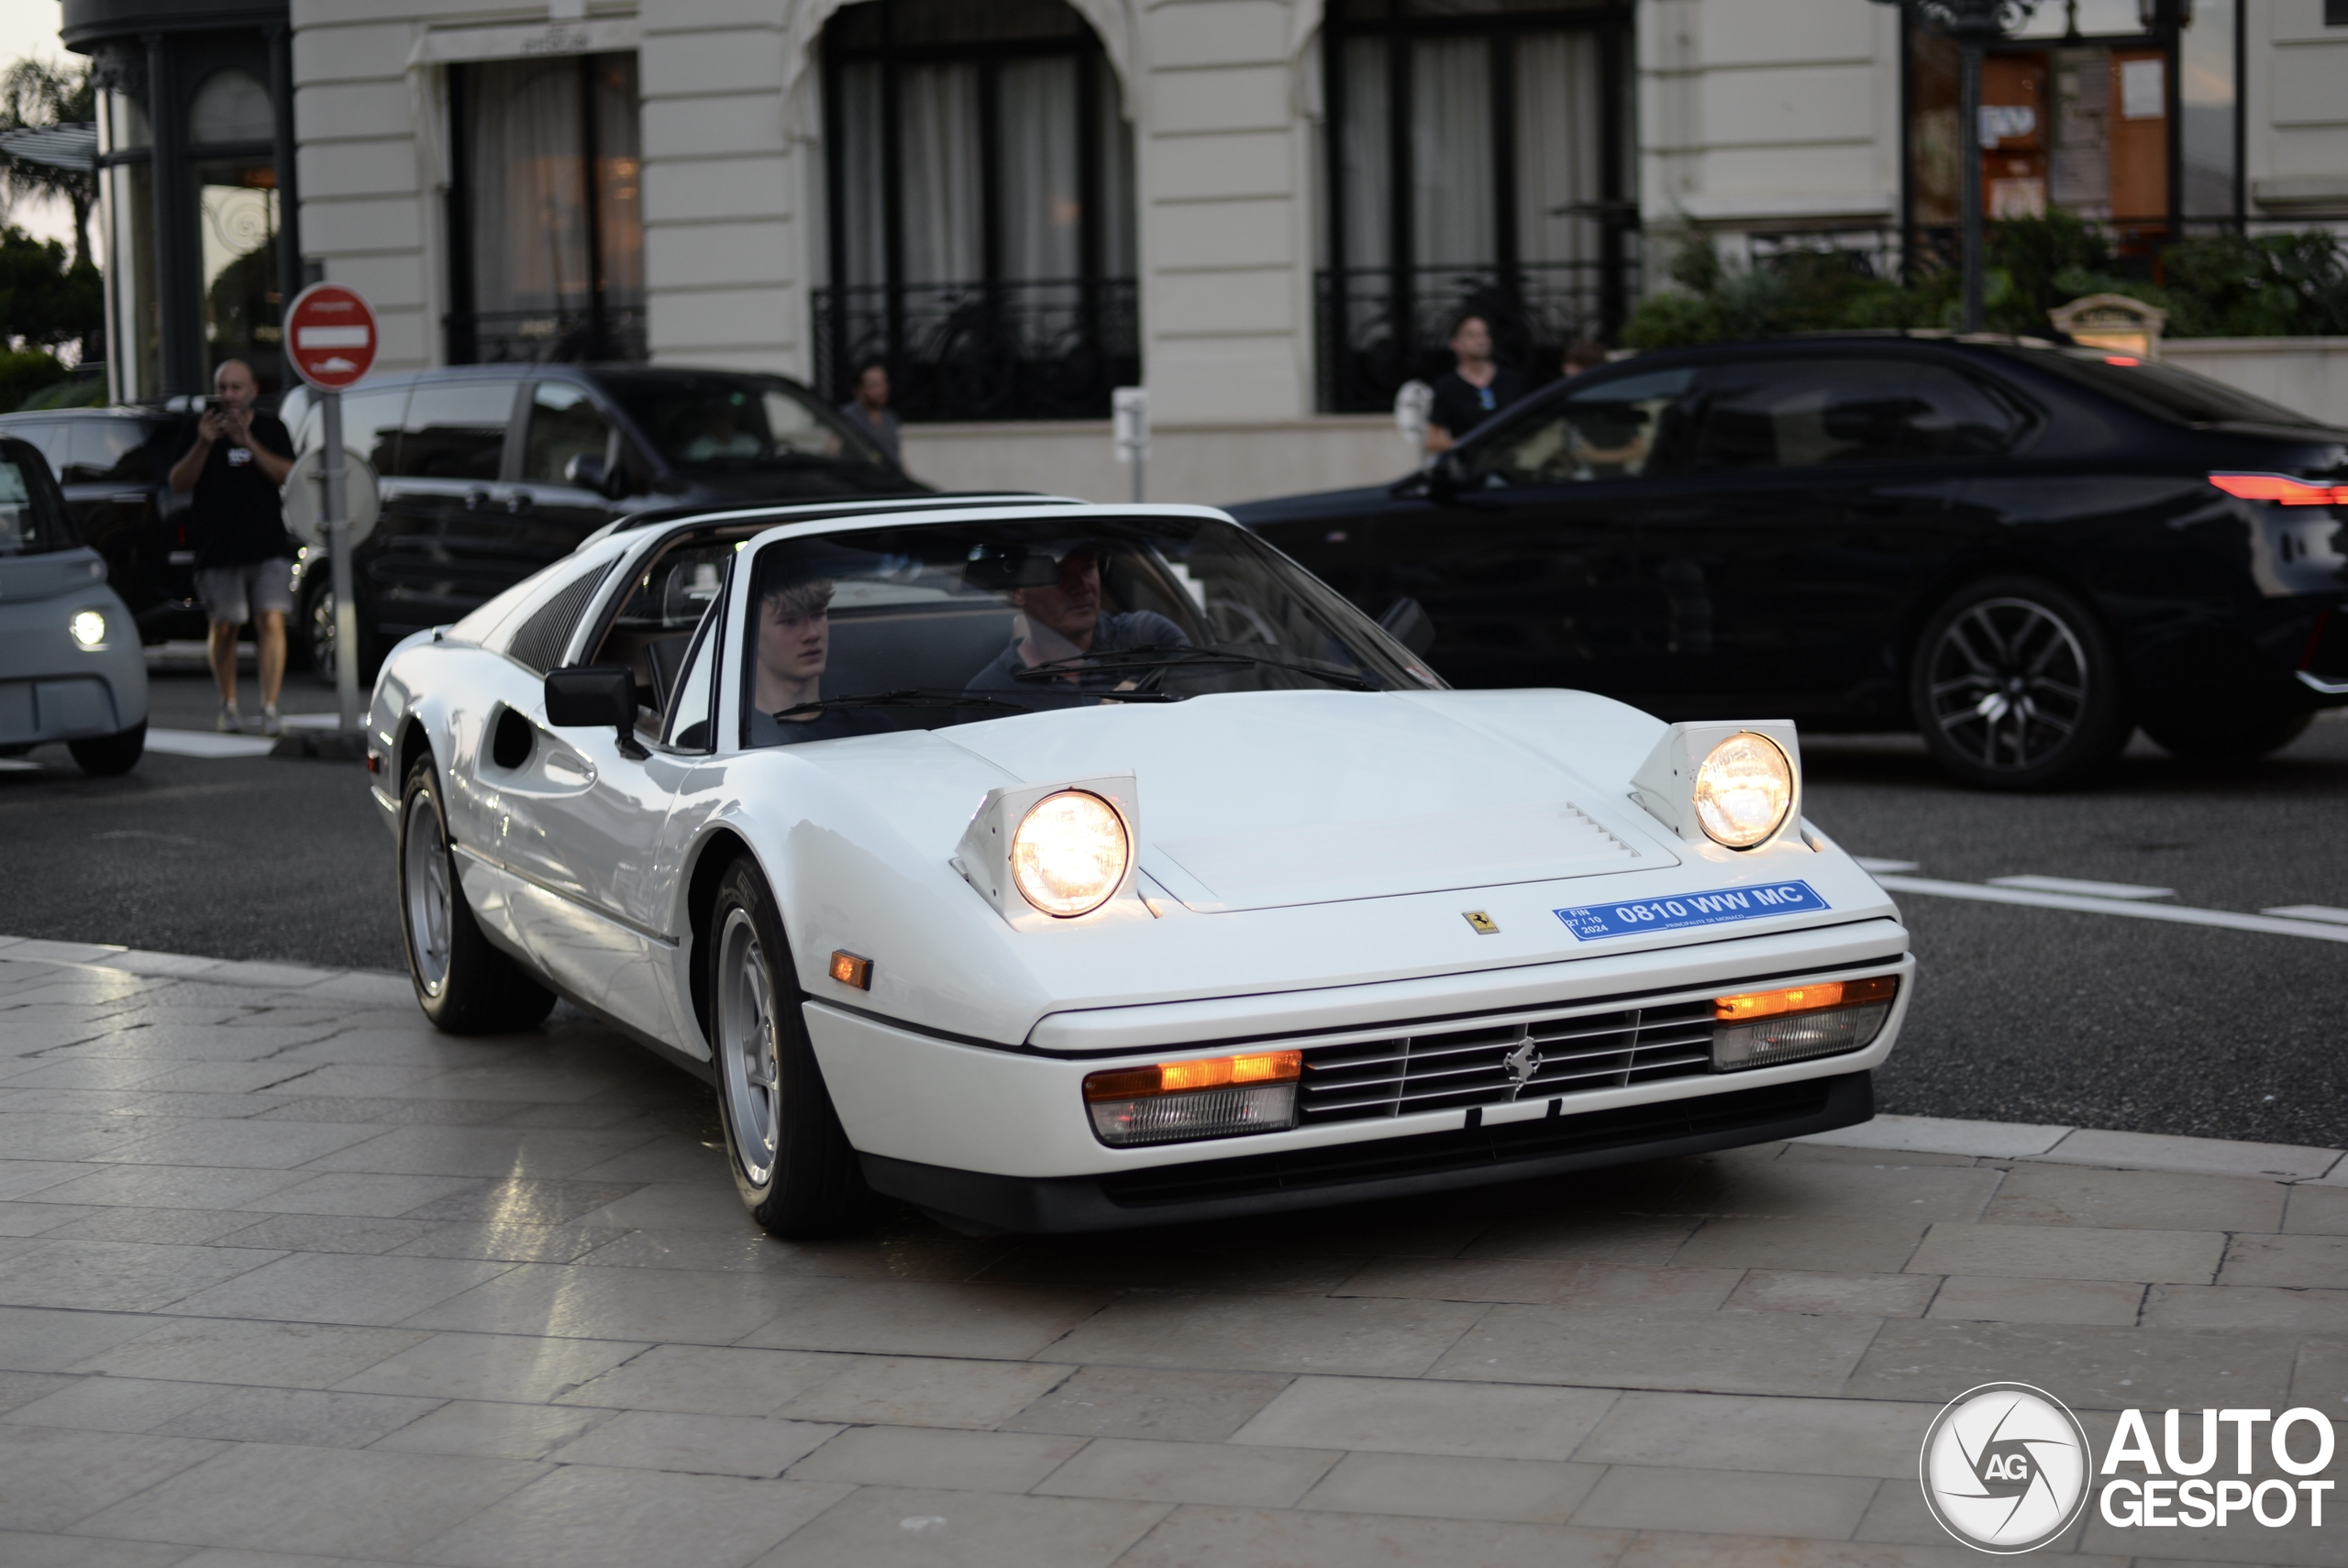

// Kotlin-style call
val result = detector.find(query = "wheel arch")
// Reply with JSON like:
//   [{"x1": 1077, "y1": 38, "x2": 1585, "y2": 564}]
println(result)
[
  {"x1": 395, "y1": 713, "x2": 436, "y2": 789},
  {"x1": 682, "y1": 824, "x2": 756, "y2": 1049}
]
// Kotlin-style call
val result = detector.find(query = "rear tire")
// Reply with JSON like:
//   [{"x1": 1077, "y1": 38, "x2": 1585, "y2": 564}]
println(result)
[
  {"x1": 1910, "y1": 577, "x2": 2129, "y2": 790},
  {"x1": 68, "y1": 722, "x2": 144, "y2": 776},
  {"x1": 302, "y1": 576, "x2": 378, "y2": 686},
  {"x1": 2141, "y1": 709, "x2": 2312, "y2": 764},
  {"x1": 707, "y1": 855, "x2": 872, "y2": 1238},
  {"x1": 398, "y1": 757, "x2": 556, "y2": 1033}
]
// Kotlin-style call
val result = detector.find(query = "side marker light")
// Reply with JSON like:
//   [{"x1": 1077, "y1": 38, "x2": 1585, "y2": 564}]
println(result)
[{"x1": 828, "y1": 951, "x2": 872, "y2": 990}]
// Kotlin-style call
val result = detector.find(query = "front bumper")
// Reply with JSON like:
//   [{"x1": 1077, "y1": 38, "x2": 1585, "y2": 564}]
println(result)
[
  {"x1": 0, "y1": 590, "x2": 148, "y2": 745},
  {"x1": 867, "y1": 1070, "x2": 1873, "y2": 1233}
]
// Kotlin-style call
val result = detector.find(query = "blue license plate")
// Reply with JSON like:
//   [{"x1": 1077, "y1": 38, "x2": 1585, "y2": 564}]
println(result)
[{"x1": 1555, "y1": 880, "x2": 1829, "y2": 941}]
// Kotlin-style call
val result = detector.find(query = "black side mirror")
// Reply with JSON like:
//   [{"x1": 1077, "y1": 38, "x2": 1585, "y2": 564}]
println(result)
[
  {"x1": 1379, "y1": 596, "x2": 1436, "y2": 657},
  {"x1": 544, "y1": 664, "x2": 647, "y2": 759},
  {"x1": 563, "y1": 451, "x2": 608, "y2": 494}
]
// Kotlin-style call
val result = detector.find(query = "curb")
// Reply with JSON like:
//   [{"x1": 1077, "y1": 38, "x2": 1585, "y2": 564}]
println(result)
[{"x1": 6, "y1": 934, "x2": 2342, "y2": 1187}]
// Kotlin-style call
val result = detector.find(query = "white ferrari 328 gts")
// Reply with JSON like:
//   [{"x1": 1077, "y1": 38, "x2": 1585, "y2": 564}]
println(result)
[{"x1": 368, "y1": 498, "x2": 1914, "y2": 1236}]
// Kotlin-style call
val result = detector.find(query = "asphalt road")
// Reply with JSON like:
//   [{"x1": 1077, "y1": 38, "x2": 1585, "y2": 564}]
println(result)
[{"x1": 6, "y1": 653, "x2": 2343, "y2": 1146}]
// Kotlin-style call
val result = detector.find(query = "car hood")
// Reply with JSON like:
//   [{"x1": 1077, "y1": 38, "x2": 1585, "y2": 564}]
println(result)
[
  {"x1": 936, "y1": 689, "x2": 1681, "y2": 912},
  {"x1": 1222, "y1": 480, "x2": 1408, "y2": 527}
]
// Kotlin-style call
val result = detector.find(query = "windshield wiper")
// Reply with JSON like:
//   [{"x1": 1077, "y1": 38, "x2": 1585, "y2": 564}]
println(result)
[{"x1": 1009, "y1": 642, "x2": 1377, "y2": 691}]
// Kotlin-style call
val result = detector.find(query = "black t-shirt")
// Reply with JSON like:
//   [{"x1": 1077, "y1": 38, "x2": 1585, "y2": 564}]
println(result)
[
  {"x1": 181, "y1": 412, "x2": 293, "y2": 569},
  {"x1": 1429, "y1": 368, "x2": 1526, "y2": 443}
]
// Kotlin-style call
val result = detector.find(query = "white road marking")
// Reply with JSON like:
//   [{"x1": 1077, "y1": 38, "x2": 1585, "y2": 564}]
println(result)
[
  {"x1": 1854, "y1": 857, "x2": 1921, "y2": 873},
  {"x1": 144, "y1": 729, "x2": 278, "y2": 758},
  {"x1": 1987, "y1": 874, "x2": 2175, "y2": 900},
  {"x1": 1875, "y1": 875, "x2": 2348, "y2": 944},
  {"x1": 2263, "y1": 904, "x2": 2348, "y2": 926},
  {"x1": 0, "y1": 758, "x2": 40, "y2": 773}
]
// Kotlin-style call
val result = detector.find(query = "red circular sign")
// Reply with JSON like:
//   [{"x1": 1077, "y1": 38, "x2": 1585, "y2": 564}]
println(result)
[{"x1": 284, "y1": 282, "x2": 379, "y2": 391}]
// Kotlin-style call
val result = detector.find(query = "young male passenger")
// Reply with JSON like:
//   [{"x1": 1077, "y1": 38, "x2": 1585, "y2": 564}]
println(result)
[
  {"x1": 744, "y1": 570, "x2": 888, "y2": 745},
  {"x1": 966, "y1": 545, "x2": 1187, "y2": 695}
]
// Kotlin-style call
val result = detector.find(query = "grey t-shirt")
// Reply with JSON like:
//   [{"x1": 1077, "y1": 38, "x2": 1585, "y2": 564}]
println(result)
[{"x1": 967, "y1": 610, "x2": 1189, "y2": 695}]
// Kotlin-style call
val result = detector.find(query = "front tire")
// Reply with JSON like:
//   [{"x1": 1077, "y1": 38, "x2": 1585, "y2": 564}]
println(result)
[
  {"x1": 708, "y1": 856, "x2": 871, "y2": 1238},
  {"x1": 1911, "y1": 577, "x2": 2129, "y2": 790},
  {"x1": 398, "y1": 758, "x2": 556, "y2": 1033},
  {"x1": 68, "y1": 722, "x2": 145, "y2": 776},
  {"x1": 2140, "y1": 709, "x2": 2312, "y2": 765}
]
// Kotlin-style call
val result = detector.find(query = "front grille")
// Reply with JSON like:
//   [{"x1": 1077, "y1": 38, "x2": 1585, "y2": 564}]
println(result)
[{"x1": 1300, "y1": 999, "x2": 1717, "y2": 1124}]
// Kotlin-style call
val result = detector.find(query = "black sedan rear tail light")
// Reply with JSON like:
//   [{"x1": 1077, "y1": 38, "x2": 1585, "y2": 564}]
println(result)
[{"x1": 2209, "y1": 472, "x2": 2348, "y2": 506}]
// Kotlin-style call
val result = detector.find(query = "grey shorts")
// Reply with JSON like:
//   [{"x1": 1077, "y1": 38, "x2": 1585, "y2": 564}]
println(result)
[{"x1": 194, "y1": 558, "x2": 294, "y2": 625}]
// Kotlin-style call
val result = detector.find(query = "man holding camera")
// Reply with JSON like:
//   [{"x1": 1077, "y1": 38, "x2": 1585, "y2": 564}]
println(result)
[{"x1": 168, "y1": 359, "x2": 294, "y2": 734}]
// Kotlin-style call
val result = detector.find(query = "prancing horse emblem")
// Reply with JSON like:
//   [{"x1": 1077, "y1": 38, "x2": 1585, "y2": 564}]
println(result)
[{"x1": 1502, "y1": 1038, "x2": 1542, "y2": 1099}]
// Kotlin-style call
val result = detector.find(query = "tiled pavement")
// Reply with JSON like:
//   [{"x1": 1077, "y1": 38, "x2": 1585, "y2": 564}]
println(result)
[{"x1": 0, "y1": 934, "x2": 2341, "y2": 1568}]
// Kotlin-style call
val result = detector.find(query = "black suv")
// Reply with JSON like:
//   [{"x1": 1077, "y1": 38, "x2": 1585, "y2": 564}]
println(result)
[
  {"x1": 0, "y1": 406, "x2": 203, "y2": 644},
  {"x1": 1232, "y1": 337, "x2": 2348, "y2": 789},
  {"x1": 281, "y1": 364, "x2": 924, "y2": 679}
]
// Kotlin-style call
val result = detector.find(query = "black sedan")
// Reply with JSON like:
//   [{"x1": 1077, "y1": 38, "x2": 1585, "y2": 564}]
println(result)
[{"x1": 1231, "y1": 336, "x2": 2348, "y2": 789}]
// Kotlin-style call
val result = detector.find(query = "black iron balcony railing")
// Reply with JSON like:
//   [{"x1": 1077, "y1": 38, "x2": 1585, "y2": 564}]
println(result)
[
  {"x1": 1313, "y1": 255, "x2": 1641, "y2": 415},
  {"x1": 812, "y1": 278, "x2": 1140, "y2": 423},
  {"x1": 447, "y1": 304, "x2": 648, "y2": 367}
]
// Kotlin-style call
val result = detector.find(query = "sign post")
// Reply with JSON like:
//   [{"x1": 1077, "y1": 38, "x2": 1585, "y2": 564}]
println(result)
[
  {"x1": 1112, "y1": 386, "x2": 1148, "y2": 504},
  {"x1": 283, "y1": 282, "x2": 380, "y2": 741}
]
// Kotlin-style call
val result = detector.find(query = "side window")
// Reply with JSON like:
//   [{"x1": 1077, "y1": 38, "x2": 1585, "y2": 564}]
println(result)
[
  {"x1": 0, "y1": 446, "x2": 72, "y2": 555},
  {"x1": 63, "y1": 420, "x2": 150, "y2": 484},
  {"x1": 1462, "y1": 369, "x2": 1699, "y2": 489},
  {"x1": 1695, "y1": 360, "x2": 2023, "y2": 472},
  {"x1": 661, "y1": 603, "x2": 724, "y2": 753},
  {"x1": 523, "y1": 382, "x2": 615, "y2": 487},
  {"x1": 585, "y1": 538, "x2": 738, "y2": 734},
  {"x1": 295, "y1": 386, "x2": 408, "y2": 475},
  {"x1": 391, "y1": 381, "x2": 519, "y2": 480}
]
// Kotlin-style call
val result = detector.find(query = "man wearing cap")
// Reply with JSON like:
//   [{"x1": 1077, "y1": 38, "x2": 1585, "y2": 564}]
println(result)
[{"x1": 967, "y1": 546, "x2": 1187, "y2": 695}]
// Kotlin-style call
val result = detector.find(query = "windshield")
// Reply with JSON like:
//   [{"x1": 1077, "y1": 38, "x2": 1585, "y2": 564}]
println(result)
[
  {"x1": 738, "y1": 514, "x2": 1440, "y2": 748},
  {"x1": 2021, "y1": 348, "x2": 2331, "y2": 431},
  {"x1": 603, "y1": 372, "x2": 897, "y2": 473},
  {"x1": 0, "y1": 442, "x2": 72, "y2": 556}
]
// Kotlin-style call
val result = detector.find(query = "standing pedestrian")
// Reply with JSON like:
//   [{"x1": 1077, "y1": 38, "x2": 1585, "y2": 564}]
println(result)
[
  {"x1": 167, "y1": 359, "x2": 294, "y2": 735},
  {"x1": 1423, "y1": 313, "x2": 1524, "y2": 456},
  {"x1": 840, "y1": 359, "x2": 902, "y2": 464}
]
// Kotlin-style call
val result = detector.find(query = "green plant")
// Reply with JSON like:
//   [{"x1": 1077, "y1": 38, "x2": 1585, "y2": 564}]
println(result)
[
  {"x1": 0, "y1": 225, "x2": 98, "y2": 349},
  {"x1": 0, "y1": 57, "x2": 94, "y2": 271},
  {"x1": 0, "y1": 346, "x2": 65, "y2": 411}
]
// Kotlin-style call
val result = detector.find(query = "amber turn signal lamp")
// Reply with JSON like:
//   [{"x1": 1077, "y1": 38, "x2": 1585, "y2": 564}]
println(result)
[
  {"x1": 1715, "y1": 975, "x2": 1897, "y2": 1022},
  {"x1": 1083, "y1": 1049, "x2": 1302, "y2": 1102},
  {"x1": 2209, "y1": 472, "x2": 2348, "y2": 507},
  {"x1": 828, "y1": 951, "x2": 872, "y2": 990}
]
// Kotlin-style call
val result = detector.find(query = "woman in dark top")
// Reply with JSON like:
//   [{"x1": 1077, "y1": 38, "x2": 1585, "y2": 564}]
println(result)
[{"x1": 1423, "y1": 313, "x2": 1524, "y2": 456}]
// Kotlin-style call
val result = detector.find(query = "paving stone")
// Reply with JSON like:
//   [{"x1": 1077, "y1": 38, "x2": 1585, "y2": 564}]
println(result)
[
  {"x1": 1033, "y1": 1436, "x2": 1340, "y2": 1507},
  {"x1": 1778, "y1": 1144, "x2": 1982, "y2": 1168},
  {"x1": 777, "y1": 1353, "x2": 1076, "y2": 1428},
  {"x1": 334, "y1": 1331, "x2": 647, "y2": 1404},
  {"x1": 2218, "y1": 1232, "x2": 2348, "y2": 1289},
  {"x1": 1726, "y1": 1270, "x2": 1939, "y2": 1318},
  {"x1": 368, "y1": 1397, "x2": 616, "y2": 1461},
  {"x1": 1576, "y1": 1391, "x2": 1941, "y2": 1478},
  {"x1": 1571, "y1": 1463, "x2": 1877, "y2": 1538},
  {"x1": 2283, "y1": 1183, "x2": 2348, "y2": 1236},
  {"x1": 100, "y1": 1120, "x2": 389, "y2": 1170},
  {"x1": 67, "y1": 1318, "x2": 426, "y2": 1388},
  {"x1": 1324, "y1": 1255, "x2": 1579, "y2": 1303},
  {"x1": 254, "y1": 1095, "x2": 523, "y2": 1126},
  {"x1": 0, "y1": 1200, "x2": 91, "y2": 1235},
  {"x1": 305, "y1": 1125, "x2": 660, "y2": 1180},
  {"x1": 1984, "y1": 1163, "x2": 2288, "y2": 1233},
  {"x1": 399, "y1": 1179, "x2": 651, "y2": 1226},
  {"x1": 211, "y1": 1213, "x2": 439, "y2": 1255},
  {"x1": 0, "y1": 1528, "x2": 192, "y2": 1566},
  {"x1": 0, "y1": 1374, "x2": 231, "y2": 1433},
  {"x1": 0, "y1": 1369, "x2": 79, "y2": 1413},
  {"x1": 561, "y1": 1142, "x2": 735, "y2": 1187},
  {"x1": 732, "y1": 1277, "x2": 1114, "y2": 1360},
  {"x1": 1798, "y1": 1114, "x2": 2069, "y2": 1159},
  {"x1": 2038, "y1": 1128, "x2": 2340, "y2": 1181},
  {"x1": 1671, "y1": 1219, "x2": 1926, "y2": 1274},
  {"x1": 1297, "y1": 1451, "x2": 1604, "y2": 1524},
  {"x1": 1625, "y1": 1530, "x2": 2122, "y2": 1567},
  {"x1": 414, "y1": 1465, "x2": 849, "y2": 1568},
  {"x1": 1923, "y1": 1275, "x2": 2146, "y2": 1327},
  {"x1": 2143, "y1": 1283, "x2": 2348, "y2": 1332},
  {"x1": 0, "y1": 1111, "x2": 191, "y2": 1162},
  {"x1": 29, "y1": 1165, "x2": 307, "y2": 1211},
  {"x1": 1905, "y1": 1221, "x2": 2224, "y2": 1285},
  {"x1": 740, "y1": 1484, "x2": 1166, "y2": 1568},
  {"x1": 546, "y1": 1408, "x2": 843, "y2": 1478},
  {"x1": 409, "y1": 1262, "x2": 823, "y2": 1345},
  {"x1": 72, "y1": 1441, "x2": 545, "y2": 1558},
  {"x1": 567, "y1": 1182, "x2": 771, "y2": 1232},
  {"x1": 1428, "y1": 1306, "x2": 1881, "y2": 1397},
  {"x1": 153, "y1": 1386, "x2": 443, "y2": 1448},
  {"x1": 236, "y1": 1172, "x2": 482, "y2": 1218},
  {"x1": 1845, "y1": 1319, "x2": 2300, "y2": 1409},
  {"x1": 160, "y1": 1252, "x2": 512, "y2": 1327},
  {"x1": 1000, "y1": 1366, "x2": 1293, "y2": 1443},
  {"x1": 1039, "y1": 1290, "x2": 1480, "y2": 1377},
  {"x1": 555, "y1": 1343, "x2": 847, "y2": 1417},
  {"x1": 770, "y1": 1226, "x2": 1013, "y2": 1284},
  {"x1": 0, "y1": 1161, "x2": 101, "y2": 1200},
  {"x1": 0, "y1": 1424, "x2": 226, "y2": 1531},
  {"x1": 1459, "y1": 1212, "x2": 1702, "y2": 1265},
  {"x1": 1229, "y1": 1375, "x2": 1616, "y2": 1460},
  {"x1": 389, "y1": 1220, "x2": 626, "y2": 1263},
  {"x1": 1111, "y1": 1504, "x2": 1629, "y2": 1568},
  {"x1": 789, "y1": 1424, "x2": 1085, "y2": 1489},
  {"x1": 2290, "y1": 1336, "x2": 2348, "y2": 1408},
  {"x1": 0, "y1": 1241, "x2": 284, "y2": 1312},
  {"x1": 572, "y1": 1228, "x2": 803, "y2": 1272}
]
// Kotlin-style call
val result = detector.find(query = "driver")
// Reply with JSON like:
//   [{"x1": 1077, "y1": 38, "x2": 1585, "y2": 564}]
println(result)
[
  {"x1": 966, "y1": 545, "x2": 1187, "y2": 694},
  {"x1": 745, "y1": 569, "x2": 889, "y2": 746}
]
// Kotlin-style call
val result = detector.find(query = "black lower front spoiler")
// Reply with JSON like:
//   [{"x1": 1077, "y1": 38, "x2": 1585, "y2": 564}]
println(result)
[{"x1": 861, "y1": 1070, "x2": 1874, "y2": 1235}]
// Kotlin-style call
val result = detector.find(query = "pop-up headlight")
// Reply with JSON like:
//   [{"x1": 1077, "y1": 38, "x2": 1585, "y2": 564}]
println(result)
[{"x1": 1632, "y1": 720, "x2": 1801, "y2": 851}]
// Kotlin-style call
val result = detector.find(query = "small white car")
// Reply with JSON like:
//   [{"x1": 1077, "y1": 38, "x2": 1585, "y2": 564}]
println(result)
[
  {"x1": 0, "y1": 434, "x2": 147, "y2": 775},
  {"x1": 369, "y1": 497, "x2": 1913, "y2": 1235}
]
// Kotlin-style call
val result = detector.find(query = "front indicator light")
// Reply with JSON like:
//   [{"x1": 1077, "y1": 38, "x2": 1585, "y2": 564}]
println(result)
[
  {"x1": 69, "y1": 610, "x2": 106, "y2": 647},
  {"x1": 2210, "y1": 472, "x2": 2348, "y2": 506},
  {"x1": 1692, "y1": 732, "x2": 1793, "y2": 848},
  {"x1": 1011, "y1": 790, "x2": 1129, "y2": 917},
  {"x1": 1713, "y1": 976, "x2": 1899, "y2": 1071},
  {"x1": 1083, "y1": 1049, "x2": 1301, "y2": 1146}
]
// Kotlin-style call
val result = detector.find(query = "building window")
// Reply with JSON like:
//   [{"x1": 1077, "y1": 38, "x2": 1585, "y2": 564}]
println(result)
[
  {"x1": 1318, "y1": 0, "x2": 1635, "y2": 415},
  {"x1": 446, "y1": 52, "x2": 644, "y2": 365},
  {"x1": 1905, "y1": 0, "x2": 2240, "y2": 259},
  {"x1": 814, "y1": 0, "x2": 1138, "y2": 422}
]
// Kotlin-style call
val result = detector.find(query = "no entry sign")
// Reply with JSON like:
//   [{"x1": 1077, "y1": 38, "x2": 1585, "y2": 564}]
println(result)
[{"x1": 284, "y1": 282, "x2": 379, "y2": 391}]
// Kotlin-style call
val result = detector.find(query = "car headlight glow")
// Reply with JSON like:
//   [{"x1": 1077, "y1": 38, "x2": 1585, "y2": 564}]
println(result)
[
  {"x1": 1692, "y1": 732, "x2": 1793, "y2": 849},
  {"x1": 1010, "y1": 790, "x2": 1129, "y2": 917},
  {"x1": 69, "y1": 610, "x2": 106, "y2": 647}
]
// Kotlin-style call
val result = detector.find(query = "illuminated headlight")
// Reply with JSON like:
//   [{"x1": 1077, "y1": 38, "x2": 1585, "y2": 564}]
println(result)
[
  {"x1": 1693, "y1": 733, "x2": 1793, "y2": 848},
  {"x1": 1084, "y1": 1050, "x2": 1301, "y2": 1145},
  {"x1": 1011, "y1": 790, "x2": 1129, "y2": 917},
  {"x1": 1713, "y1": 976, "x2": 1897, "y2": 1070},
  {"x1": 69, "y1": 610, "x2": 107, "y2": 647}
]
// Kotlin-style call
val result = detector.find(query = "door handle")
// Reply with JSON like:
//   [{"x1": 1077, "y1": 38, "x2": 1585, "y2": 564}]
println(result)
[
  {"x1": 507, "y1": 490, "x2": 535, "y2": 514},
  {"x1": 464, "y1": 489, "x2": 491, "y2": 511}
]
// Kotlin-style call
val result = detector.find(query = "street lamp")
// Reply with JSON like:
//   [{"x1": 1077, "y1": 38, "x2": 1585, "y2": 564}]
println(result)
[{"x1": 1877, "y1": 0, "x2": 2044, "y2": 331}]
